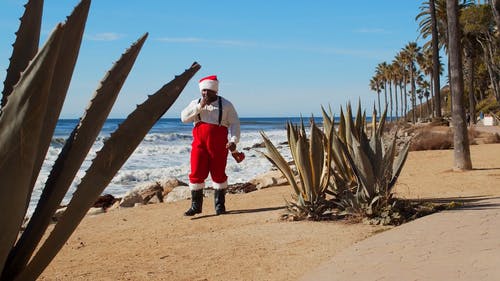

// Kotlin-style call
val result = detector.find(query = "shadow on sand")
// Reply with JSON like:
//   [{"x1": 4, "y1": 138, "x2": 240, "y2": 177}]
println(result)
[
  {"x1": 190, "y1": 206, "x2": 286, "y2": 220},
  {"x1": 409, "y1": 195, "x2": 500, "y2": 211}
]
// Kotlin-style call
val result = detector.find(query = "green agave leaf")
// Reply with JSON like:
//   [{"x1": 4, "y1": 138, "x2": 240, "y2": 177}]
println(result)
[
  {"x1": 344, "y1": 104, "x2": 354, "y2": 147},
  {"x1": 329, "y1": 133, "x2": 353, "y2": 185},
  {"x1": 376, "y1": 107, "x2": 388, "y2": 137},
  {"x1": 299, "y1": 117, "x2": 306, "y2": 138},
  {"x1": 354, "y1": 100, "x2": 363, "y2": 139},
  {"x1": 286, "y1": 122, "x2": 299, "y2": 169},
  {"x1": 1, "y1": 0, "x2": 43, "y2": 107},
  {"x1": 320, "y1": 106, "x2": 333, "y2": 137},
  {"x1": 27, "y1": 0, "x2": 91, "y2": 206},
  {"x1": 369, "y1": 106, "x2": 383, "y2": 175},
  {"x1": 295, "y1": 137, "x2": 313, "y2": 201},
  {"x1": 338, "y1": 107, "x2": 346, "y2": 144},
  {"x1": 388, "y1": 141, "x2": 410, "y2": 193},
  {"x1": 5, "y1": 32, "x2": 146, "y2": 280},
  {"x1": 349, "y1": 133, "x2": 375, "y2": 198},
  {"x1": 0, "y1": 24, "x2": 64, "y2": 276},
  {"x1": 335, "y1": 139, "x2": 362, "y2": 191},
  {"x1": 371, "y1": 104, "x2": 378, "y2": 135},
  {"x1": 17, "y1": 62, "x2": 200, "y2": 281},
  {"x1": 320, "y1": 115, "x2": 334, "y2": 192},
  {"x1": 260, "y1": 131, "x2": 300, "y2": 195},
  {"x1": 309, "y1": 122, "x2": 324, "y2": 195},
  {"x1": 380, "y1": 132, "x2": 397, "y2": 194}
]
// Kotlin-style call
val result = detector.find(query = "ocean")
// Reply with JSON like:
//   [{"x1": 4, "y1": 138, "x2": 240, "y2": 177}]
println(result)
[{"x1": 31, "y1": 117, "x2": 325, "y2": 214}]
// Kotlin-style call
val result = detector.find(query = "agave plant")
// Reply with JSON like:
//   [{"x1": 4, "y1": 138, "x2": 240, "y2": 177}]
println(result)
[
  {"x1": 260, "y1": 118, "x2": 332, "y2": 220},
  {"x1": 0, "y1": 1, "x2": 200, "y2": 280},
  {"x1": 261, "y1": 101, "x2": 410, "y2": 222},
  {"x1": 324, "y1": 102, "x2": 410, "y2": 218}
]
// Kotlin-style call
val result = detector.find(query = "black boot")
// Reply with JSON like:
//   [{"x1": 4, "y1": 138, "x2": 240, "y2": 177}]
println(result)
[
  {"x1": 184, "y1": 190, "x2": 203, "y2": 216},
  {"x1": 214, "y1": 189, "x2": 226, "y2": 215}
]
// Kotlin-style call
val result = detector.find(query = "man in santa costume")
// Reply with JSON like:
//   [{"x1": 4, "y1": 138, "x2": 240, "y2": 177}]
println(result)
[{"x1": 181, "y1": 75, "x2": 241, "y2": 216}]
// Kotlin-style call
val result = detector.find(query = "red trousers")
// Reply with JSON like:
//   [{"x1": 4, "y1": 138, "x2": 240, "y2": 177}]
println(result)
[{"x1": 189, "y1": 122, "x2": 228, "y2": 189}]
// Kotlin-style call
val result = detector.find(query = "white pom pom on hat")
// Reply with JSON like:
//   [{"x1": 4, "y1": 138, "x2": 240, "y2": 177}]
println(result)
[{"x1": 198, "y1": 75, "x2": 219, "y2": 92}]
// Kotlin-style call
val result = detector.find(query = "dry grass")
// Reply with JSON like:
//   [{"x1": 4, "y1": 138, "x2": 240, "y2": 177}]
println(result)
[
  {"x1": 484, "y1": 133, "x2": 500, "y2": 144},
  {"x1": 410, "y1": 127, "x2": 453, "y2": 151},
  {"x1": 408, "y1": 125, "x2": 485, "y2": 151}
]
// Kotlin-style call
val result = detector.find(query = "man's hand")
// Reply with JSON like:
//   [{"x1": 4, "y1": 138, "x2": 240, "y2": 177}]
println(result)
[
  {"x1": 200, "y1": 89, "x2": 218, "y2": 108},
  {"x1": 226, "y1": 142, "x2": 236, "y2": 152},
  {"x1": 199, "y1": 97, "x2": 208, "y2": 108}
]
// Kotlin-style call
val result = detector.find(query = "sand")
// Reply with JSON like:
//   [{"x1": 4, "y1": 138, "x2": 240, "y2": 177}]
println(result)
[{"x1": 37, "y1": 135, "x2": 500, "y2": 280}]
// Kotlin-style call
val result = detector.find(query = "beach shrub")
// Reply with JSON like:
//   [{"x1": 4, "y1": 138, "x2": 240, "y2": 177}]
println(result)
[
  {"x1": 484, "y1": 133, "x2": 500, "y2": 143},
  {"x1": 410, "y1": 127, "x2": 454, "y2": 151},
  {"x1": 0, "y1": 1, "x2": 200, "y2": 280},
  {"x1": 409, "y1": 126, "x2": 481, "y2": 151}
]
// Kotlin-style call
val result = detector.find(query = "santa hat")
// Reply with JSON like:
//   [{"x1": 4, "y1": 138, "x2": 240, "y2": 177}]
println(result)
[{"x1": 198, "y1": 75, "x2": 219, "y2": 92}]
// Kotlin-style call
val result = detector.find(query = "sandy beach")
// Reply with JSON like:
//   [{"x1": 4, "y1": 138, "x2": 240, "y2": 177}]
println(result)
[{"x1": 38, "y1": 132, "x2": 500, "y2": 280}]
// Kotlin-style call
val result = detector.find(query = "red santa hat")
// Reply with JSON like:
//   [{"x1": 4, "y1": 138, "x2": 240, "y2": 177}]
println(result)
[{"x1": 198, "y1": 75, "x2": 219, "y2": 92}]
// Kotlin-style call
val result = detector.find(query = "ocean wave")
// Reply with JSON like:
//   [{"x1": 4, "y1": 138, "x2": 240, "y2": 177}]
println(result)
[{"x1": 29, "y1": 120, "x2": 292, "y2": 215}]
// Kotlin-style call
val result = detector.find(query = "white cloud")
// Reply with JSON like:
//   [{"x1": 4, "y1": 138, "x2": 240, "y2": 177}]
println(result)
[
  {"x1": 155, "y1": 36, "x2": 384, "y2": 59},
  {"x1": 156, "y1": 37, "x2": 256, "y2": 47},
  {"x1": 86, "y1": 32, "x2": 124, "y2": 41}
]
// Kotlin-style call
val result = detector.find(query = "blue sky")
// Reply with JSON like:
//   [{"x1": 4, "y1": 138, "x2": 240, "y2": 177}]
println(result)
[{"x1": 0, "y1": 0, "x2": 428, "y2": 118}]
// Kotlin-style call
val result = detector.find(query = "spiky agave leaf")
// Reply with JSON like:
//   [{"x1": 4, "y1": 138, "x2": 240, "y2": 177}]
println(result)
[
  {"x1": 349, "y1": 132, "x2": 376, "y2": 198},
  {"x1": 3, "y1": 32, "x2": 147, "y2": 280},
  {"x1": 27, "y1": 0, "x2": 91, "y2": 207},
  {"x1": 0, "y1": 23, "x2": 64, "y2": 275},
  {"x1": 309, "y1": 122, "x2": 324, "y2": 198},
  {"x1": 354, "y1": 99, "x2": 363, "y2": 139},
  {"x1": 369, "y1": 107, "x2": 385, "y2": 180},
  {"x1": 295, "y1": 136, "x2": 313, "y2": 201},
  {"x1": 1, "y1": 0, "x2": 43, "y2": 107},
  {"x1": 260, "y1": 131, "x2": 300, "y2": 196},
  {"x1": 388, "y1": 141, "x2": 410, "y2": 193},
  {"x1": 286, "y1": 122, "x2": 299, "y2": 169},
  {"x1": 16, "y1": 62, "x2": 200, "y2": 281}
]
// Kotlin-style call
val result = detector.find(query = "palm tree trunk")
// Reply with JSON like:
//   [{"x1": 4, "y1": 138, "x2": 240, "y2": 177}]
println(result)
[
  {"x1": 383, "y1": 82, "x2": 388, "y2": 112},
  {"x1": 492, "y1": 0, "x2": 500, "y2": 31},
  {"x1": 430, "y1": 0, "x2": 442, "y2": 118},
  {"x1": 410, "y1": 65, "x2": 416, "y2": 124},
  {"x1": 389, "y1": 81, "x2": 393, "y2": 121},
  {"x1": 377, "y1": 91, "x2": 381, "y2": 117},
  {"x1": 426, "y1": 95, "x2": 431, "y2": 117},
  {"x1": 400, "y1": 84, "x2": 405, "y2": 119},
  {"x1": 447, "y1": 0, "x2": 472, "y2": 170},
  {"x1": 394, "y1": 81, "x2": 399, "y2": 120},
  {"x1": 430, "y1": 78, "x2": 435, "y2": 118},
  {"x1": 466, "y1": 51, "x2": 476, "y2": 124},
  {"x1": 403, "y1": 82, "x2": 408, "y2": 119}
]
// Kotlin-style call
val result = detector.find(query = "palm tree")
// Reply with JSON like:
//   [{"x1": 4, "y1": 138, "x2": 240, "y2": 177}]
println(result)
[
  {"x1": 447, "y1": 0, "x2": 472, "y2": 170},
  {"x1": 419, "y1": 79, "x2": 431, "y2": 117},
  {"x1": 391, "y1": 61, "x2": 401, "y2": 120},
  {"x1": 369, "y1": 76, "x2": 383, "y2": 115},
  {"x1": 376, "y1": 62, "x2": 390, "y2": 113},
  {"x1": 418, "y1": 48, "x2": 435, "y2": 118},
  {"x1": 386, "y1": 64, "x2": 395, "y2": 121},
  {"x1": 395, "y1": 51, "x2": 410, "y2": 118},
  {"x1": 417, "y1": 90, "x2": 424, "y2": 118},
  {"x1": 401, "y1": 42, "x2": 422, "y2": 124},
  {"x1": 424, "y1": 89, "x2": 431, "y2": 117},
  {"x1": 416, "y1": 0, "x2": 443, "y2": 118}
]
